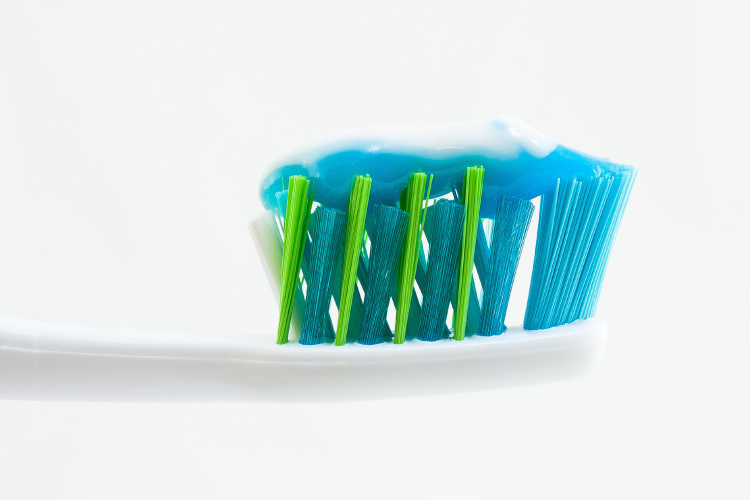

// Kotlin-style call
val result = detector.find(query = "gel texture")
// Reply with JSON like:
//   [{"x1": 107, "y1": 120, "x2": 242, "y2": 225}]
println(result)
[{"x1": 259, "y1": 117, "x2": 630, "y2": 218}]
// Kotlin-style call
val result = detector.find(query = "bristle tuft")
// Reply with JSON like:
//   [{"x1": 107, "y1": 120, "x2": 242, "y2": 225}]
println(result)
[
  {"x1": 359, "y1": 205, "x2": 408, "y2": 345},
  {"x1": 394, "y1": 173, "x2": 432, "y2": 344},
  {"x1": 300, "y1": 207, "x2": 346, "y2": 345},
  {"x1": 478, "y1": 198, "x2": 534, "y2": 336},
  {"x1": 418, "y1": 200, "x2": 465, "y2": 342},
  {"x1": 249, "y1": 211, "x2": 306, "y2": 342},
  {"x1": 276, "y1": 176, "x2": 312, "y2": 344},
  {"x1": 524, "y1": 169, "x2": 637, "y2": 330},
  {"x1": 335, "y1": 175, "x2": 372, "y2": 346},
  {"x1": 454, "y1": 166, "x2": 484, "y2": 341}
]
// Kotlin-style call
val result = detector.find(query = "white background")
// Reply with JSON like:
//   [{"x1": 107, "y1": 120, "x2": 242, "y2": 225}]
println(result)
[{"x1": 1, "y1": 0, "x2": 748, "y2": 498}]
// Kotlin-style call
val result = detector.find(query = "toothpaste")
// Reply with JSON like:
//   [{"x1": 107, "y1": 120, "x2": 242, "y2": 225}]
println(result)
[{"x1": 259, "y1": 116, "x2": 629, "y2": 218}]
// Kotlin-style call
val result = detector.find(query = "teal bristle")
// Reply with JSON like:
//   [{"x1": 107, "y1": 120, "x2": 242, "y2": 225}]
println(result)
[
  {"x1": 417, "y1": 208, "x2": 448, "y2": 339},
  {"x1": 418, "y1": 207, "x2": 454, "y2": 339},
  {"x1": 473, "y1": 218, "x2": 491, "y2": 288},
  {"x1": 524, "y1": 169, "x2": 637, "y2": 330},
  {"x1": 300, "y1": 207, "x2": 346, "y2": 345},
  {"x1": 478, "y1": 197, "x2": 535, "y2": 336},
  {"x1": 359, "y1": 205, "x2": 408, "y2": 345},
  {"x1": 300, "y1": 221, "x2": 336, "y2": 341},
  {"x1": 418, "y1": 200, "x2": 465, "y2": 342}
]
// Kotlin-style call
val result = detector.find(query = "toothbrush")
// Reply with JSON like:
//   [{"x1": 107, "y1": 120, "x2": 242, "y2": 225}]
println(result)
[{"x1": 0, "y1": 117, "x2": 635, "y2": 402}]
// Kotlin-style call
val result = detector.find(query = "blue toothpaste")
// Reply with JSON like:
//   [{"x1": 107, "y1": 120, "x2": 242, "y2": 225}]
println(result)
[{"x1": 259, "y1": 116, "x2": 631, "y2": 218}]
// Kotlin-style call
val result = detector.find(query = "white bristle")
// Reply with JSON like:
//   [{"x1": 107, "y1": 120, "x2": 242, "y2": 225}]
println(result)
[{"x1": 248, "y1": 210, "x2": 304, "y2": 341}]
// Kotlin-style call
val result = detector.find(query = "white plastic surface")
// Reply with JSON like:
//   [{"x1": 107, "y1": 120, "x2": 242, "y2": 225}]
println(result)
[{"x1": 0, "y1": 316, "x2": 606, "y2": 402}]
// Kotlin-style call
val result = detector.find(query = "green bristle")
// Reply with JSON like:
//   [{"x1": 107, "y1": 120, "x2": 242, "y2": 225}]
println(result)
[
  {"x1": 394, "y1": 173, "x2": 433, "y2": 344},
  {"x1": 249, "y1": 210, "x2": 305, "y2": 342},
  {"x1": 335, "y1": 175, "x2": 372, "y2": 346},
  {"x1": 448, "y1": 250, "x2": 483, "y2": 337},
  {"x1": 276, "y1": 175, "x2": 313, "y2": 344},
  {"x1": 389, "y1": 256, "x2": 423, "y2": 341},
  {"x1": 454, "y1": 166, "x2": 484, "y2": 341},
  {"x1": 445, "y1": 189, "x2": 483, "y2": 337},
  {"x1": 326, "y1": 250, "x2": 370, "y2": 343}
]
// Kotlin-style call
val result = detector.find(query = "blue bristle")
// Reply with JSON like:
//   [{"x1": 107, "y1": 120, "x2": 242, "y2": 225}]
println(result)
[
  {"x1": 478, "y1": 197, "x2": 534, "y2": 336},
  {"x1": 357, "y1": 242, "x2": 395, "y2": 342},
  {"x1": 547, "y1": 176, "x2": 613, "y2": 325},
  {"x1": 418, "y1": 200, "x2": 465, "y2": 342},
  {"x1": 419, "y1": 197, "x2": 484, "y2": 339},
  {"x1": 524, "y1": 169, "x2": 637, "y2": 330},
  {"x1": 289, "y1": 212, "x2": 336, "y2": 341},
  {"x1": 576, "y1": 169, "x2": 637, "y2": 319},
  {"x1": 299, "y1": 207, "x2": 346, "y2": 345},
  {"x1": 474, "y1": 219, "x2": 491, "y2": 288},
  {"x1": 417, "y1": 207, "x2": 448, "y2": 338},
  {"x1": 359, "y1": 205, "x2": 408, "y2": 345}
]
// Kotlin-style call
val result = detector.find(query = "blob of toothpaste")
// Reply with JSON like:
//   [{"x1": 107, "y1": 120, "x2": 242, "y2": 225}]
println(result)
[{"x1": 259, "y1": 116, "x2": 629, "y2": 218}]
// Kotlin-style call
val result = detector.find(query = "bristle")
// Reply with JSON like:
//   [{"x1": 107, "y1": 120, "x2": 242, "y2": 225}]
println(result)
[
  {"x1": 249, "y1": 211, "x2": 305, "y2": 341},
  {"x1": 300, "y1": 207, "x2": 346, "y2": 345},
  {"x1": 478, "y1": 197, "x2": 535, "y2": 336},
  {"x1": 276, "y1": 176, "x2": 313, "y2": 344},
  {"x1": 335, "y1": 175, "x2": 372, "y2": 346},
  {"x1": 418, "y1": 200, "x2": 465, "y2": 341},
  {"x1": 451, "y1": 188, "x2": 488, "y2": 336},
  {"x1": 576, "y1": 169, "x2": 637, "y2": 319},
  {"x1": 417, "y1": 211, "x2": 449, "y2": 339},
  {"x1": 552, "y1": 177, "x2": 613, "y2": 324},
  {"x1": 262, "y1": 162, "x2": 634, "y2": 345},
  {"x1": 359, "y1": 205, "x2": 408, "y2": 345},
  {"x1": 394, "y1": 173, "x2": 433, "y2": 344},
  {"x1": 474, "y1": 218, "x2": 491, "y2": 288},
  {"x1": 299, "y1": 218, "x2": 336, "y2": 341},
  {"x1": 454, "y1": 166, "x2": 484, "y2": 341},
  {"x1": 524, "y1": 169, "x2": 636, "y2": 330},
  {"x1": 462, "y1": 219, "x2": 490, "y2": 335},
  {"x1": 422, "y1": 205, "x2": 483, "y2": 338},
  {"x1": 448, "y1": 260, "x2": 482, "y2": 336},
  {"x1": 392, "y1": 250, "x2": 424, "y2": 341},
  {"x1": 326, "y1": 251, "x2": 369, "y2": 343}
]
